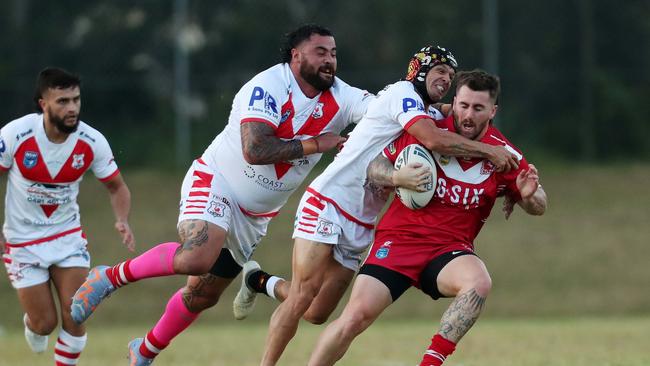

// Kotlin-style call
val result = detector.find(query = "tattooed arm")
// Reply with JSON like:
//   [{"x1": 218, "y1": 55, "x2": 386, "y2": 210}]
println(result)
[
  {"x1": 366, "y1": 152, "x2": 431, "y2": 191},
  {"x1": 406, "y1": 118, "x2": 519, "y2": 173},
  {"x1": 241, "y1": 121, "x2": 345, "y2": 165}
]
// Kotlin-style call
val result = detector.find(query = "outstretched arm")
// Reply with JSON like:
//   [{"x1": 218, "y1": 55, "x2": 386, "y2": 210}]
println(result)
[
  {"x1": 102, "y1": 173, "x2": 135, "y2": 251},
  {"x1": 407, "y1": 118, "x2": 519, "y2": 172},
  {"x1": 240, "y1": 122, "x2": 346, "y2": 165}
]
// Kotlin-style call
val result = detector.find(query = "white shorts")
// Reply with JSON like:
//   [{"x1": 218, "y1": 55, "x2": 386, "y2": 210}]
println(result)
[
  {"x1": 177, "y1": 159, "x2": 271, "y2": 266},
  {"x1": 3, "y1": 230, "x2": 90, "y2": 289},
  {"x1": 293, "y1": 190, "x2": 375, "y2": 271}
]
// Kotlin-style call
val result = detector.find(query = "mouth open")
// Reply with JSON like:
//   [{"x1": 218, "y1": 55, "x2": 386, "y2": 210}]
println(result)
[
  {"x1": 461, "y1": 121, "x2": 475, "y2": 132},
  {"x1": 319, "y1": 67, "x2": 334, "y2": 78}
]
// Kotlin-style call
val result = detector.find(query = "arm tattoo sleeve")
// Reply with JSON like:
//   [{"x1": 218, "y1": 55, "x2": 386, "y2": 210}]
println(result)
[
  {"x1": 241, "y1": 122, "x2": 304, "y2": 164},
  {"x1": 366, "y1": 153, "x2": 395, "y2": 187}
]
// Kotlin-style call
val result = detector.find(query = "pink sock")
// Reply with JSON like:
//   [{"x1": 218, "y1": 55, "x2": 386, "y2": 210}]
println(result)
[
  {"x1": 106, "y1": 242, "x2": 179, "y2": 287},
  {"x1": 138, "y1": 289, "x2": 199, "y2": 359}
]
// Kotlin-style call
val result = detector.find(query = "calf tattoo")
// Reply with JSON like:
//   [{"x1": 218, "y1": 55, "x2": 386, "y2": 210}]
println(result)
[
  {"x1": 182, "y1": 273, "x2": 218, "y2": 311},
  {"x1": 439, "y1": 288, "x2": 487, "y2": 343}
]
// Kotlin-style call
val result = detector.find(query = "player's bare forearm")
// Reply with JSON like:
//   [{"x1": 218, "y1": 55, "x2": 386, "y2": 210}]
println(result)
[
  {"x1": 518, "y1": 186, "x2": 547, "y2": 216},
  {"x1": 104, "y1": 174, "x2": 131, "y2": 223},
  {"x1": 407, "y1": 119, "x2": 518, "y2": 173},
  {"x1": 241, "y1": 122, "x2": 304, "y2": 164},
  {"x1": 366, "y1": 154, "x2": 395, "y2": 187},
  {"x1": 103, "y1": 174, "x2": 135, "y2": 248},
  {"x1": 429, "y1": 129, "x2": 494, "y2": 158}
]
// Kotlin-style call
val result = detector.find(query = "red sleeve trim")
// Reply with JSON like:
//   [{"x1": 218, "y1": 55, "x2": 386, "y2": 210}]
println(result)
[
  {"x1": 403, "y1": 114, "x2": 431, "y2": 131},
  {"x1": 0, "y1": 165, "x2": 9, "y2": 172},
  {"x1": 241, "y1": 118, "x2": 277, "y2": 130},
  {"x1": 99, "y1": 169, "x2": 120, "y2": 182}
]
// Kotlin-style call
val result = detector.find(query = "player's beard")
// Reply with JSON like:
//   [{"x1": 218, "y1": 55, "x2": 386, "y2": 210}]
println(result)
[
  {"x1": 453, "y1": 113, "x2": 482, "y2": 140},
  {"x1": 300, "y1": 62, "x2": 335, "y2": 92},
  {"x1": 49, "y1": 109, "x2": 80, "y2": 134}
]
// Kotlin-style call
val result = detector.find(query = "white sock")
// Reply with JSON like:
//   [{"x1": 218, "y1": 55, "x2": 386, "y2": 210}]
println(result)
[
  {"x1": 265, "y1": 276, "x2": 283, "y2": 300},
  {"x1": 55, "y1": 329, "x2": 87, "y2": 365}
]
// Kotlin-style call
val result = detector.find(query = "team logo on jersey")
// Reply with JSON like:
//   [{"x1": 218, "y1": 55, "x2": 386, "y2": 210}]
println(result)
[
  {"x1": 480, "y1": 160, "x2": 495, "y2": 175},
  {"x1": 71, "y1": 154, "x2": 85, "y2": 169},
  {"x1": 311, "y1": 102, "x2": 324, "y2": 119},
  {"x1": 207, "y1": 200, "x2": 227, "y2": 217},
  {"x1": 375, "y1": 241, "x2": 392, "y2": 259},
  {"x1": 0, "y1": 136, "x2": 5, "y2": 156},
  {"x1": 316, "y1": 219, "x2": 334, "y2": 237},
  {"x1": 23, "y1": 151, "x2": 38, "y2": 169}
]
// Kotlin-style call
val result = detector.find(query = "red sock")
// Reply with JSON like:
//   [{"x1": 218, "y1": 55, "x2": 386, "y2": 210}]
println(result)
[
  {"x1": 105, "y1": 242, "x2": 179, "y2": 288},
  {"x1": 138, "y1": 330, "x2": 168, "y2": 359},
  {"x1": 419, "y1": 334, "x2": 456, "y2": 366}
]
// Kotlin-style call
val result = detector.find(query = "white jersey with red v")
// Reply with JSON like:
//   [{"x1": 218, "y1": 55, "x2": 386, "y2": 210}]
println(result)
[
  {"x1": 199, "y1": 63, "x2": 371, "y2": 216},
  {"x1": 0, "y1": 113, "x2": 119, "y2": 245},
  {"x1": 377, "y1": 115, "x2": 529, "y2": 248},
  {"x1": 305, "y1": 80, "x2": 445, "y2": 227}
]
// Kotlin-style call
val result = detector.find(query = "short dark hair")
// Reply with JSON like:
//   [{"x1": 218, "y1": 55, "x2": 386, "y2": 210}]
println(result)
[
  {"x1": 280, "y1": 24, "x2": 334, "y2": 63},
  {"x1": 455, "y1": 69, "x2": 500, "y2": 103},
  {"x1": 33, "y1": 67, "x2": 81, "y2": 112}
]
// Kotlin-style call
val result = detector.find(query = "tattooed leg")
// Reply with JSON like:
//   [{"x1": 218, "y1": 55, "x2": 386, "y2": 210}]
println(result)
[
  {"x1": 172, "y1": 219, "x2": 227, "y2": 275},
  {"x1": 438, "y1": 288, "x2": 487, "y2": 343},
  {"x1": 183, "y1": 273, "x2": 235, "y2": 312}
]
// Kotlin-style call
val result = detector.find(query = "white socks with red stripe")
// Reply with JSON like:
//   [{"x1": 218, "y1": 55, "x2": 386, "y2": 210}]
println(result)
[{"x1": 54, "y1": 329, "x2": 86, "y2": 366}]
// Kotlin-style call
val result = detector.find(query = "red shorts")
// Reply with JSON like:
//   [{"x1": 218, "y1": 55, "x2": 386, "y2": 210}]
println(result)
[{"x1": 363, "y1": 232, "x2": 474, "y2": 286}]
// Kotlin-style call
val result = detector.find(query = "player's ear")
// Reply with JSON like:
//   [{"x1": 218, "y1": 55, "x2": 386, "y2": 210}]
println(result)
[
  {"x1": 490, "y1": 104, "x2": 498, "y2": 120},
  {"x1": 290, "y1": 48, "x2": 300, "y2": 63},
  {"x1": 38, "y1": 97, "x2": 47, "y2": 112}
]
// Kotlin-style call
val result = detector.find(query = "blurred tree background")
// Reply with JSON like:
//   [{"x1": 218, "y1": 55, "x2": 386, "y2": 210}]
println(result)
[
  {"x1": 1, "y1": 0, "x2": 648, "y2": 169},
  {"x1": 2, "y1": 1, "x2": 650, "y2": 342}
]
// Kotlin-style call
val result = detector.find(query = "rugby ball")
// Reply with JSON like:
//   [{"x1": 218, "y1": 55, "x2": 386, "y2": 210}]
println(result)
[{"x1": 393, "y1": 144, "x2": 436, "y2": 210}]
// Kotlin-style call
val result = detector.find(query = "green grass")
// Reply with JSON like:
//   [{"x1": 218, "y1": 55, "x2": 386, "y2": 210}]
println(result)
[
  {"x1": 1, "y1": 163, "x2": 649, "y2": 364},
  {"x1": 1, "y1": 317, "x2": 649, "y2": 365}
]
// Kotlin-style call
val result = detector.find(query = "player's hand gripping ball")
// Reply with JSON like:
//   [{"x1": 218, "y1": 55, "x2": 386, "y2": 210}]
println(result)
[{"x1": 394, "y1": 144, "x2": 436, "y2": 209}]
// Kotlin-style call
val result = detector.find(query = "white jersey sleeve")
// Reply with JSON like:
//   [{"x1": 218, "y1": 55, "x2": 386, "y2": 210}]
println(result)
[
  {"x1": 81, "y1": 127, "x2": 119, "y2": 181},
  {"x1": 384, "y1": 81, "x2": 431, "y2": 129},
  {"x1": 237, "y1": 69, "x2": 289, "y2": 128},
  {"x1": 336, "y1": 79, "x2": 374, "y2": 125},
  {"x1": 0, "y1": 120, "x2": 19, "y2": 170}
]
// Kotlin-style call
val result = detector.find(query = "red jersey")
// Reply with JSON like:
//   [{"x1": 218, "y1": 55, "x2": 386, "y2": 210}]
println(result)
[{"x1": 376, "y1": 115, "x2": 529, "y2": 251}]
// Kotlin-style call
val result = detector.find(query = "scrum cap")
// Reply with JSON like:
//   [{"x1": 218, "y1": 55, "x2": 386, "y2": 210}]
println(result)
[
  {"x1": 405, "y1": 45, "x2": 457, "y2": 104},
  {"x1": 405, "y1": 45, "x2": 458, "y2": 82}
]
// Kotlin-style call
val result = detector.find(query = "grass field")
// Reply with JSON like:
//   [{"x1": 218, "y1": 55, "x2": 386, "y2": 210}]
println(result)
[
  {"x1": 1, "y1": 163, "x2": 649, "y2": 364},
  {"x1": 1, "y1": 317, "x2": 649, "y2": 365}
]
